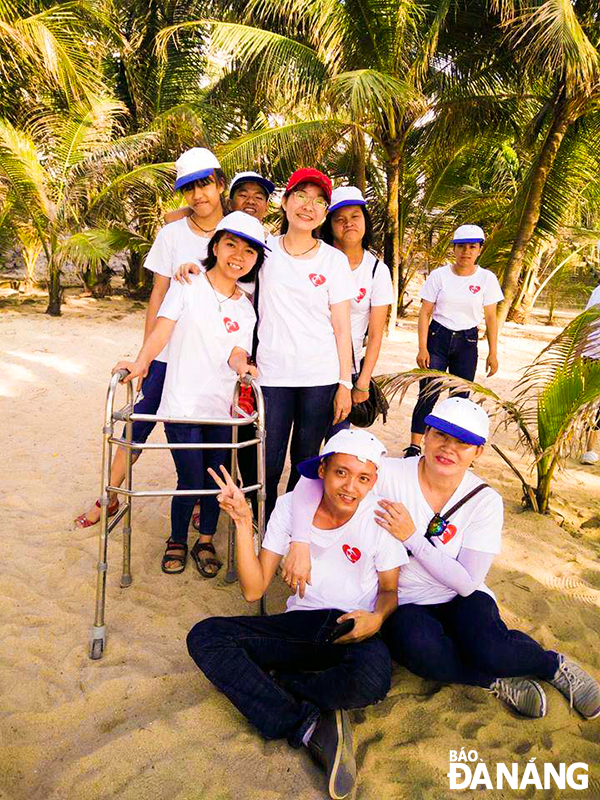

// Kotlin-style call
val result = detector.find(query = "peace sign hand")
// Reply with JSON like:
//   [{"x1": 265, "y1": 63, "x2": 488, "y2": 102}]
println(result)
[{"x1": 207, "y1": 465, "x2": 252, "y2": 524}]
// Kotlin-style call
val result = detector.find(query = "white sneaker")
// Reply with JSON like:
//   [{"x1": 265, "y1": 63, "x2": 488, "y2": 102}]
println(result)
[
  {"x1": 488, "y1": 677, "x2": 547, "y2": 718},
  {"x1": 549, "y1": 654, "x2": 600, "y2": 719},
  {"x1": 580, "y1": 451, "x2": 599, "y2": 465}
]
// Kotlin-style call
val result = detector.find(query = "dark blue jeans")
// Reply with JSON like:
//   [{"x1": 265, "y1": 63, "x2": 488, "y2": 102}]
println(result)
[
  {"x1": 411, "y1": 320, "x2": 479, "y2": 435},
  {"x1": 187, "y1": 609, "x2": 392, "y2": 747},
  {"x1": 123, "y1": 359, "x2": 166, "y2": 452},
  {"x1": 164, "y1": 423, "x2": 231, "y2": 543},
  {"x1": 381, "y1": 591, "x2": 558, "y2": 688},
  {"x1": 261, "y1": 384, "x2": 338, "y2": 521}
]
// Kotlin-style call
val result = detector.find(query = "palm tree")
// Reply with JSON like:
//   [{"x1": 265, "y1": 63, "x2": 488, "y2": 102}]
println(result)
[
  {"x1": 381, "y1": 307, "x2": 600, "y2": 514},
  {"x1": 157, "y1": 0, "x2": 478, "y2": 328},
  {"x1": 492, "y1": 0, "x2": 600, "y2": 326},
  {"x1": 0, "y1": 97, "x2": 158, "y2": 314}
]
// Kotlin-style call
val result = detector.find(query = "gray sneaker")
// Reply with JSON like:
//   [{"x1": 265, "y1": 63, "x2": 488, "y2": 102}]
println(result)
[
  {"x1": 308, "y1": 709, "x2": 356, "y2": 799},
  {"x1": 488, "y1": 677, "x2": 547, "y2": 718},
  {"x1": 549, "y1": 654, "x2": 600, "y2": 719}
]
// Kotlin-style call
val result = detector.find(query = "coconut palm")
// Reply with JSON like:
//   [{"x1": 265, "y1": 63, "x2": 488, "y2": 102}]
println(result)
[
  {"x1": 491, "y1": 0, "x2": 600, "y2": 326},
  {"x1": 381, "y1": 307, "x2": 600, "y2": 514},
  {"x1": 0, "y1": 97, "x2": 160, "y2": 314},
  {"x1": 158, "y1": 0, "x2": 485, "y2": 327}
]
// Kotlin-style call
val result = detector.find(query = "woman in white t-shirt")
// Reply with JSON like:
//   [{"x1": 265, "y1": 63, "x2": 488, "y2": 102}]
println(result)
[
  {"x1": 319, "y1": 186, "x2": 395, "y2": 434},
  {"x1": 112, "y1": 212, "x2": 268, "y2": 577},
  {"x1": 283, "y1": 398, "x2": 600, "y2": 720},
  {"x1": 75, "y1": 147, "x2": 225, "y2": 528},
  {"x1": 404, "y1": 224, "x2": 504, "y2": 459},
  {"x1": 256, "y1": 168, "x2": 356, "y2": 521}
]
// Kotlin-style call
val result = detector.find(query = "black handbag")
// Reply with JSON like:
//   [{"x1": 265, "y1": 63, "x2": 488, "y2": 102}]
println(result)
[
  {"x1": 347, "y1": 377, "x2": 389, "y2": 427},
  {"x1": 346, "y1": 258, "x2": 390, "y2": 428}
]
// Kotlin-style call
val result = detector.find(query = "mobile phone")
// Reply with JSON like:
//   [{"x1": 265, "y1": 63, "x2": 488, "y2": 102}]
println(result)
[{"x1": 326, "y1": 619, "x2": 355, "y2": 643}]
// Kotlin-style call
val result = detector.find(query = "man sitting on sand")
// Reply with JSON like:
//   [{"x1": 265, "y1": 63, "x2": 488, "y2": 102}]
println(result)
[{"x1": 186, "y1": 429, "x2": 409, "y2": 800}]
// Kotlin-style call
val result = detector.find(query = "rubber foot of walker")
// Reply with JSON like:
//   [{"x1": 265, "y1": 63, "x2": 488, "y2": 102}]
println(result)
[
  {"x1": 90, "y1": 639, "x2": 104, "y2": 660},
  {"x1": 224, "y1": 569, "x2": 237, "y2": 584},
  {"x1": 120, "y1": 575, "x2": 133, "y2": 588}
]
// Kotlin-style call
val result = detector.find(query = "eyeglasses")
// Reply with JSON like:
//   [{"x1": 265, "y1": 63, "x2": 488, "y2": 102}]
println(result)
[
  {"x1": 292, "y1": 189, "x2": 329, "y2": 212},
  {"x1": 425, "y1": 513, "x2": 450, "y2": 540}
]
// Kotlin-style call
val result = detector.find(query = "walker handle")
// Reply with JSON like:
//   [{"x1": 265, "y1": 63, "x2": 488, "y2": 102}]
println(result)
[{"x1": 116, "y1": 368, "x2": 131, "y2": 382}]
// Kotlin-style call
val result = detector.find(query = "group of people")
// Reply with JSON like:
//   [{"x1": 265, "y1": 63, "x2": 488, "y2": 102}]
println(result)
[{"x1": 73, "y1": 147, "x2": 599, "y2": 798}]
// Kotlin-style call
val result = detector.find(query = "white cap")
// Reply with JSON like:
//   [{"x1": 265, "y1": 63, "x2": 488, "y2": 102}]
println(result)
[
  {"x1": 215, "y1": 211, "x2": 271, "y2": 251},
  {"x1": 328, "y1": 186, "x2": 367, "y2": 214},
  {"x1": 229, "y1": 171, "x2": 275, "y2": 197},
  {"x1": 174, "y1": 147, "x2": 221, "y2": 190},
  {"x1": 425, "y1": 397, "x2": 489, "y2": 445},
  {"x1": 452, "y1": 224, "x2": 485, "y2": 244},
  {"x1": 296, "y1": 429, "x2": 387, "y2": 479}
]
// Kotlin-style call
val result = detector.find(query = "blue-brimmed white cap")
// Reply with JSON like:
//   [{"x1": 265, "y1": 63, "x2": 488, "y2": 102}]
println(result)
[
  {"x1": 425, "y1": 397, "x2": 489, "y2": 446},
  {"x1": 328, "y1": 186, "x2": 367, "y2": 214},
  {"x1": 215, "y1": 211, "x2": 271, "y2": 251},
  {"x1": 296, "y1": 429, "x2": 387, "y2": 479},
  {"x1": 174, "y1": 147, "x2": 221, "y2": 191},
  {"x1": 452, "y1": 224, "x2": 485, "y2": 244},
  {"x1": 229, "y1": 171, "x2": 275, "y2": 198}
]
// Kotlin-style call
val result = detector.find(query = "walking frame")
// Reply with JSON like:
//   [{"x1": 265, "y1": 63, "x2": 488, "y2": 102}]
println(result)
[{"x1": 89, "y1": 369, "x2": 266, "y2": 660}]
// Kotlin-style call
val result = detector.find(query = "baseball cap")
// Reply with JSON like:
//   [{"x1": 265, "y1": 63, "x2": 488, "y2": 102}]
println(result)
[
  {"x1": 452, "y1": 224, "x2": 485, "y2": 244},
  {"x1": 296, "y1": 429, "x2": 387, "y2": 479},
  {"x1": 174, "y1": 147, "x2": 221, "y2": 191},
  {"x1": 229, "y1": 171, "x2": 275, "y2": 198},
  {"x1": 215, "y1": 211, "x2": 271, "y2": 251},
  {"x1": 424, "y1": 397, "x2": 489, "y2": 446},
  {"x1": 328, "y1": 186, "x2": 367, "y2": 214},
  {"x1": 286, "y1": 168, "x2": 332, "y2": 202}
]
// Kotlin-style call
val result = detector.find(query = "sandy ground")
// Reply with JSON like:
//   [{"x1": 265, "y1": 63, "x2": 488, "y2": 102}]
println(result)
[{"x1": 1, "y1": 290, "x2": 599, "y2": 800}]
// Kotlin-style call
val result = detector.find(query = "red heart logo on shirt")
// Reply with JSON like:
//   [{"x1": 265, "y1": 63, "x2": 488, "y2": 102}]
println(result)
[
  {"x1": 440, "y1": 524, "x2": 457, "y2": 544},
  {"x1": 469, "y1": 285, "x2": 481, "y2": 294},
  {"x1": 342, "y1": 544, "x2": 361, "y2": 563},
  {"x1": 309, "y1": 273, "x2": 326, "y2": 287},
  {"x1": 356, "y1": 288, "x2": 366, "y2": 302},
  {"x1": 223, "y1": 317, "x2": 239, "y2": 333}
]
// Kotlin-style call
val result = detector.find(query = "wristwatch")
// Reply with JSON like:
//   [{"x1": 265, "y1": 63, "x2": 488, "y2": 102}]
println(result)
[{"x1": 338, "y1": 379, "x2": 353, "y2": 390}]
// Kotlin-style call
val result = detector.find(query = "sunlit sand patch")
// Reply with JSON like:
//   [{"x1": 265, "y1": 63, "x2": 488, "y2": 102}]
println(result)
[{"x1": 6, "y1": 349, "x2": 84, "y2": 376}]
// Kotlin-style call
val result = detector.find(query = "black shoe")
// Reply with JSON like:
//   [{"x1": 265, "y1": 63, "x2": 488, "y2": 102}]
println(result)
[
  {"x1": 403, "y1": 444, "x2": 421, "y2": 458},
  {"x1": 307, "y1": 710, "x2": 356, "y2": 799}
]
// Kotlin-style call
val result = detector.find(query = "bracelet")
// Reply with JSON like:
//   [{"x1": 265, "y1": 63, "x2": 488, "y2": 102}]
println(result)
[{"x1": 353, "y1": 384, "x2": 370, "y2": 393}]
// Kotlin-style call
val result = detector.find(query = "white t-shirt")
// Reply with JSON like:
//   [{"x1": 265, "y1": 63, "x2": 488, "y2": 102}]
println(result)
[
  {"x1": 420, "y1": 264, "x2": 504, "y2": 331},
  {"x1": 156, "y1": 272, "x2": 256, "y2": 419},
  {"x1": 256, "y1": 237, "x2": 356, "y2": 386},
  {"x1": 350, "y1": 252, "x2": 394, "y2": 365},
  {"x1": 144, "y1": 218, "x2": 211, "y2": 362},
  {"x1": 262, "y1": 492, "x2": 409, "y2": 613},
  {"x1": 583, "y1": 285, "x2": 600, "y2": 359},
  {"x1": 375, "y1": 457, "x2": 503, "y2": 606}
]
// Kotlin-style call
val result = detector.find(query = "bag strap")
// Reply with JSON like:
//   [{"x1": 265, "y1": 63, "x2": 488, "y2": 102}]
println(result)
[
  {"x1": 250, "y1": 268, "x2": 260, "y2": 363},
  {"x1": 442, "y1": 483, "x2": 489, "y2": 520},
  {"x1": 372, "y1": 257, "x2": 379, "y2": 278}
]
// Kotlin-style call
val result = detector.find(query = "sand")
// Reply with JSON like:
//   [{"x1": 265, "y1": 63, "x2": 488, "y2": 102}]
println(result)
[{"x1": 1, "y1": 290, "x2": 599, "y2": 800}]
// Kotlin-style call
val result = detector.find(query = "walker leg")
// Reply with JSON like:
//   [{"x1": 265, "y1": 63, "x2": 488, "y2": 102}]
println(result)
[
  {"x1": 89, "y1": 625, "x2": 106, "y2": 660},
  {"x1": 120, "y1": 418, "x2": 133, "y2": 588},
  {"x1": 225, "y1": 422, "x2": 239, "y2": 583},
  {"x1": 90, "y1": 431, "x2": 113, "y2": 659}
]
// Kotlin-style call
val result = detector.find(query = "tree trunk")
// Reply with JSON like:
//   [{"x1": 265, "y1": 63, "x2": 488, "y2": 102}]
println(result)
[
  {"x1": 384, "y1": 155, "x2": 401, "y2": 334},
  {"x1": 497, "y1": 96, "x2": 573, "y2": 328},
  {"x1": 45, "y1": 255, "x2": 62, "y2": 316},
  {"x1": 509, "y1": 240, "x2": 551, "y2": 324},
  {"x1": 352, "y1": 128, "x2": 366, "y2": 195},
  {"x1": 535, "y1": 455, "x2": 557, "y2": 514}
]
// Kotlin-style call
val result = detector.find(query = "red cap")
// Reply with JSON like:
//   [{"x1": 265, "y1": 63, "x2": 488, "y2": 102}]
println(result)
[{"x1": 286, "y1": 168, "x2": 332, "y2": 202}]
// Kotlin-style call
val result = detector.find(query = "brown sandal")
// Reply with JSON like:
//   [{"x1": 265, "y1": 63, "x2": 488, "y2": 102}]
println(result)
[
  {"x1": 190, "y1": 539, "x2": 222, "y2": 579},
  {"x1": 161, "y1": 539, "x2": 188, "y2": 574}
]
